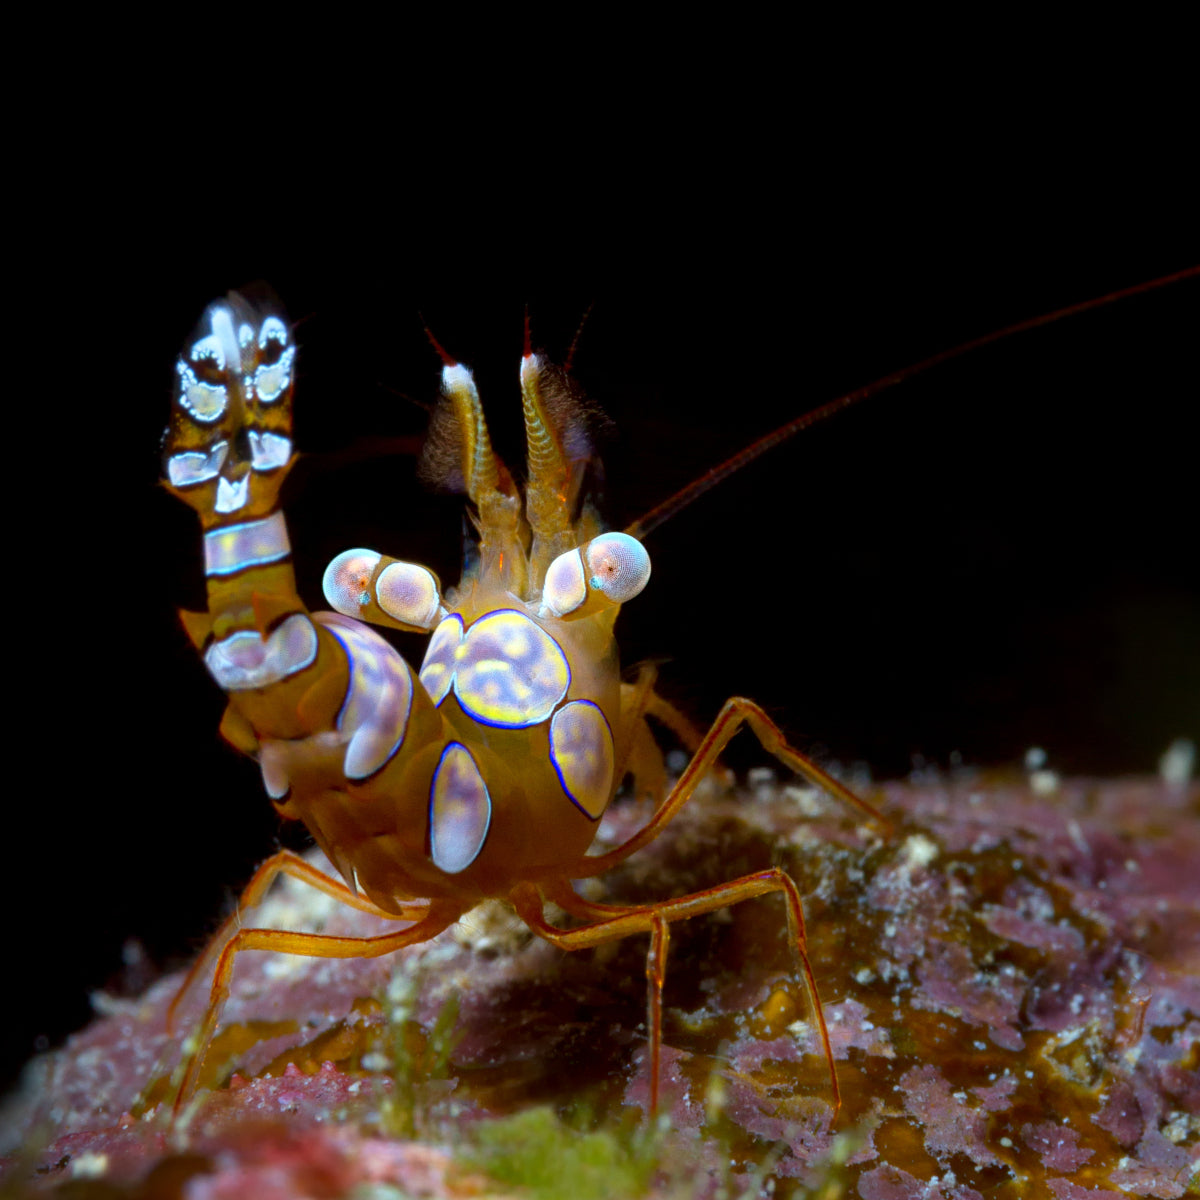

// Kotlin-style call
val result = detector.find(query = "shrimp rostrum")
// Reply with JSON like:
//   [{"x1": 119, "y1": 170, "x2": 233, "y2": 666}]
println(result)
[{"x1": 162, "y1": 292, "x2": 881, "y2": 1116}]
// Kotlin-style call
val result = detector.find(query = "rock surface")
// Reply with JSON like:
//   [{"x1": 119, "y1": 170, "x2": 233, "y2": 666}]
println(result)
[{"x1": 2, "y1": 770, "x2": 1197, "y2": 1198}]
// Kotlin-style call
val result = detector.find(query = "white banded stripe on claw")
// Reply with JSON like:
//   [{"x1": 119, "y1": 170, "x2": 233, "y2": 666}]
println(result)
[
  {"x1": 249, "y1": 430, "x2": 292, "y2": 470},
  {"x1": 215, "y1": 475, "x2": 250, "y2": 514},
  {"x1": 176, "y1": 308, "x2": 233, "y2": 423},
  {"x1": 252, "y1": 316, "x2": 295, "y2": 402},
  {"x1": 204, "y1": 613, "x2": 318, "y2": 691},
  {"x1": 316, "y1": 613, "x2": 414, "y2": 781},
  {"x1": 167, "y1": 302, "x2": 295, "y2": 515},
  {"x1": 168, "y1": 441, "x2": 229, "y2": 488},
  {"x1": 203, "y1": 512, "x2": 291, "y2": 577}
]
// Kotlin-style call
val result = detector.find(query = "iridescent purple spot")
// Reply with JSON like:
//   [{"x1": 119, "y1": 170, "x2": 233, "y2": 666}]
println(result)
[
  {"x1": 549, "y1": 700, "x2": 615, "y2": 819},
  {"x1": 429, "y1": 742, "x2": 491, "y2": 874},
  {"x1": 316, "y1": 613, "x2": 413, "y2": 780},
  {"x1": 453, "y1": 610, "x2": 569, "y2": 729},
  {"x1": 419, "y1": 613, "x2": 464, "y2": 705}
]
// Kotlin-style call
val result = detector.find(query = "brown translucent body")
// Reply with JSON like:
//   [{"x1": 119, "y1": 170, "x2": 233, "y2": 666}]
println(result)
[{"x1": 161, "y1": 295, "x2": 886, "y2": 1123}]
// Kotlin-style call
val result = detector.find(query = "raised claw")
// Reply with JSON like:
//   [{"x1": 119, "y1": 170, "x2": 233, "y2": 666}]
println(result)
[{"x1": 163, "y1": 292, "x2": 296, "y2": 527}]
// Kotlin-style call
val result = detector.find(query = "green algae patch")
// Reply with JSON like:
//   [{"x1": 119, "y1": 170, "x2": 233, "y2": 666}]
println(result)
[{"x1": 459, "y1": 1107, "x2": 662, "y2": 1200}]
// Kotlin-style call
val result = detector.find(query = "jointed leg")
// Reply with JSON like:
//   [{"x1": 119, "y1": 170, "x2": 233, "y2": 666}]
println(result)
[
  {"x1": 614, "y1": 664, "x2": 663, "y2": 801},
  {"x1": 642, "y1": 689, "x2": 706, "y2": 756},
  {"x1": 172, "y1": 901, "x2": 458, "y2": 1119},
  {"x1": 576, "y1": 696, "x2": 888, "y2": 878},
  {"x1": 167, "y1": 850, "x2": 429, "y2": 1033},
  {"x1": 617, "y1": 666, "x2": 726, "y2": 807},
  {"x1": 513, "y1": 870, "x2": 838, "y2": 1117},
  {"x1": 645, "y1": 913, "x2": 669, "y2": 1109},
  {"x1": 617, "y1": 667, "x2": 727, "y2": 806}
]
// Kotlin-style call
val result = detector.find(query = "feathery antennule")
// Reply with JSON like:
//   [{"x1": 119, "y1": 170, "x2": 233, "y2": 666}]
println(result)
[
  {"x1": 415, "y1": 323, "x2": 511, "y2": 500},
  {"x1": 523, "y1": 328, "x2": 619, "y2": 590},
  {"x1": 416, "y1": 392, "x2": 469, "y2": 494},
  {"x1": 521, "y1": 318, "x2": 575, "y2": 580},
  {"x1": 521, "y1": 309, "x2": 614, "y2": 589},
  {"x1": 416, "y1": 319, "x2": 528, "y2": 593},
  {"x1": 416, "y1": 317, "x2": 468, "y2": 491}
]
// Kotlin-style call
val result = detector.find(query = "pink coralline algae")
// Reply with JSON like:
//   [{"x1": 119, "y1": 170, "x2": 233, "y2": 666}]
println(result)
[{"x1": 1, "y1": 771, "x2": 1197, "y2": 1198}]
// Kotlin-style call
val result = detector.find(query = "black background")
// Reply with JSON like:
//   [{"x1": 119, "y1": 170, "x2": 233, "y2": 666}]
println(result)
[{"x1": 6, "y1": 227, "x2": 1196, "y2": 1099}]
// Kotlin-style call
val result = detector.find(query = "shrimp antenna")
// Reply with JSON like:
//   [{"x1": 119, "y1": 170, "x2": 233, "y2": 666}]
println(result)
[
  {"x1": 420, "y1": 314, "x2": 457, "y2": 366},
  {"x1": 564, "y1": 301, "x2": 596, "y2": 373},
  {"x1": 624, "y1": 266, "x2": 1198, "y2": 541}
]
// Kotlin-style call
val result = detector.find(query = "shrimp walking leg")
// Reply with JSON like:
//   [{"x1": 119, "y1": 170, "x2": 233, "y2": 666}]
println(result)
[
  {"x1": 576, "y1": 696, "x2": 889, "y2": 878},
  {"x1": 513, "y1": 869, "x2": 836, "y2": 1115},
  {"x1": 167, "y1": 850, "x2": 430, "y2": 1034},
  {"x1": 173, "y1": 904, "x2": 460, "y2": 1119}
]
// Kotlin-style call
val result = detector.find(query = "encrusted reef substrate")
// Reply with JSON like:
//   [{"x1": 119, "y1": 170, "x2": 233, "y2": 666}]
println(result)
[{"x1": 2, "y1": 771, "x2": 1197, "y2": 1198}]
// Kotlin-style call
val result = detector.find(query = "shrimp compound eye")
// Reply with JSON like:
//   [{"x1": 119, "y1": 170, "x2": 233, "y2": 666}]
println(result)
[
  {"x1": 323, "y1": 548, "x2": 382, "y2": 614},
  {"x1": 585, "y1": 533, "x2": 650, "y2": 603}
]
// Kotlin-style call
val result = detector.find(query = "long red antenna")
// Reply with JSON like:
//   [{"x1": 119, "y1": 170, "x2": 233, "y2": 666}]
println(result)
[
  {"x1": 624, "y1": 267, "x2": 1198, "y2": 542},
  {"x1": 420, "y1": 315, "x2": 457, "y2": 367},
  {"x1": 564, "y1": 302, "x2": 596, "y2": 373}
]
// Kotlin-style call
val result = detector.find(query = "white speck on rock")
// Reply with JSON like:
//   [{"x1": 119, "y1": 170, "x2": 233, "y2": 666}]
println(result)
[
  {"x1": 900, "y1": 833, "x2": 939, "y2": 870},
  {"x1": 1159, "y1": 738, "x2": 1195, "y2": 786},
  {"x1": 71, "y1": 1153, "x2": 109, "y2": 1179},
  {"x1": 1030, "y1": 769, "x2": 1060, "y2": 796}
]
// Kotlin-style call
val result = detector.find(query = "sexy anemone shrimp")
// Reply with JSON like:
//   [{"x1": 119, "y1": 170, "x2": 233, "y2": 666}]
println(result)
[
  {"x1": 147, "y1": 267, "x2": 1194, "y2": 1123},
  {"x1": 155, "y1": 289, "x2": 894, "y2": 1120}
]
